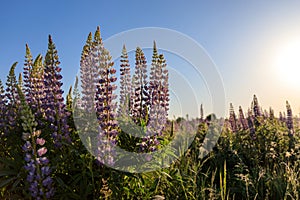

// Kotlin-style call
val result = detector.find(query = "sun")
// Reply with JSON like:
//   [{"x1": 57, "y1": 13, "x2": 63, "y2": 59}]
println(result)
[{"x1": 274, "y1": 39, "x2": 300, "y2": 87}]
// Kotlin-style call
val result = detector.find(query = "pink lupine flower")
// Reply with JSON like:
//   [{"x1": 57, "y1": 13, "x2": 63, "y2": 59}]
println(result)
[
  {"x1": 36, "y1": 138, "x2": 45, "y2": 146},
  {"x1": 37, "y1": 147, "x2": 48, "y2": 157}
]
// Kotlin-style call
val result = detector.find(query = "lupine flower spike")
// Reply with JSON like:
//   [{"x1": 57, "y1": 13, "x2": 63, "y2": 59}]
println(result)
[
  {"x1": 229, "y1": 103, "x2": 238, "y2": 133},
  {"x1": 286, "y1": 101, "x2": 294, "y2": 136},
  {"x1": 89, "y1": 27, "x2": 119, "y2": 166},
  {"x1": 239, "y1": 106, "x2": 248, "y2": 131},
  {"x1": 131, "y1": 47, "x2": 150, "y2": 124},
  {"x1": 0, "y1": 80, "x2": 7, "y2": 136},
  {"x1": 42, "y1": 35, "x2": 71, "y2": 146},
  {"x1": 118, "y1": 44, "x2": 131, "y2": 117},
  {"x1": 18, "y1": 86, "x2": 54, "y2": 199}
]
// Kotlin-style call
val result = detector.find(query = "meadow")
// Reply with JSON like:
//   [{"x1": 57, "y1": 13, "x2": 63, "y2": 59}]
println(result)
[{"x1": 0, "y1": 27, "x2": 299, "y2": 200}]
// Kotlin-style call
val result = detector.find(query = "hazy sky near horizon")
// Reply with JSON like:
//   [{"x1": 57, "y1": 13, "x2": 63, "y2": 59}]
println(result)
[{"x1": 1, "y1": 1, "x2": 300, "y2": 118}]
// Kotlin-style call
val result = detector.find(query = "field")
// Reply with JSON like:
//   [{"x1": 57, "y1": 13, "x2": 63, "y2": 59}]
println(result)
[{"x1": 0, "y1": 27, "x2": 300, "y2": 200}]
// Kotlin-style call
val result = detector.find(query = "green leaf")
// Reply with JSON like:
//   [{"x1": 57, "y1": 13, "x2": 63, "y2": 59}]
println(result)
[
  {"x1": 0, "y1": 177, "x2": 17, "y2": 188},
  {"x1": 0, "y1": 170, "x2": 17, "y2": 177},
  {"x1": 11, "y1": 178, "x2": 21, "y2": 190},
  {"x1": 0, "y1": 158, "x2": 17, "y2": 168}
]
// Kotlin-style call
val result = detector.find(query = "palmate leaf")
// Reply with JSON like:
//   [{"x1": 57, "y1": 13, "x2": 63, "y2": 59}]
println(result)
[
  {"x1": 0, "y1": 171, "x2": 22, "y2": 194},
  {"x1": 0, "y1": 177, "x2": 17, "y2": 188},
  {"x1": 0, "y1": 153, "x2": 25, "y2": 196},
  {"x1": 0, "y1": 166, "x2": 23, "y2": 195},
  {"x1": 0, "y1": 157, "x2": 17, "y2": 168},
  {"x1": 0, "y1": 170, "x2": 17, "y2": 177},
  {"x1": 56, "y1": 177, "x2": 82, "y2": 200}
]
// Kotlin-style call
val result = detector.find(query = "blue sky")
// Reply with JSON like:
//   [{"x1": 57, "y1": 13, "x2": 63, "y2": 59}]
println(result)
[{"x1": 1, "y1": 1, "x2": 300, "y2": 118}]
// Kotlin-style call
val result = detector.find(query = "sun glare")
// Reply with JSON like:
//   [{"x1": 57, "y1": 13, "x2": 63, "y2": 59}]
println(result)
[{"x1": 274, "y1": 39, "x2": 300, "y2": 88}]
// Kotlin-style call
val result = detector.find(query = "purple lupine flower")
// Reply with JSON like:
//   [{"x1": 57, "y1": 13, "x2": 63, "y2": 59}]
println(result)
[
  {"x1": 45, "y1": 188, "x2": 55, "y2": 199},
  {"x1": 147, "y1": 48, "x2": 168, "y2": 136},
  {"x1": 27, "y1": 148, "x2": 52, "y2": 197},
  {"x1": 38, "y1": 157, "x2": 50, "y2": 165},
  {"x1": 80, "y1": 29, "x2": 102, "y2": 113},
  {"x1": 72, "y1": 76, "x2": 82, "y2": 115},
  {"x1": 18, "y1": 86, "x2": 54, "y2": 199},
  {"x1": 133, "y1": 42, "x2": 169, "y2": 154},
  {"x1": 139, "y1": 44, "x2": 162, "y2": 153},
  {"x1": 24, "y1": 148, "x2": 53, "y2": 198},
  {"x1": 279, "y1": 111, "x2": 284, "y2": 122},
  {"x1": 118, "y1": 45, "x2": 131, "y2": 117},
  {"x1": 149, "y1": 41, "x2": 160, "y2": 108},
  {"x1": 25, "y1": 153, "x2": 32, "y2": 162},
  {"x1": 283, "y1": 112, "x2": 287, "y2": 122},
  {"x1": 0, "y1": 80, "x2": 7, "y2": 136},
  {"x1": 139, "y1": 135, "x2": 160, "y2": 153},
  {"x1": 96, "y1": 128, "x2": 117, "y2": 166},
  {"x1": 200, "y1": 104, "x2": 204, "y2": 122},
  {"x1": 286, "y1": 101, "x2": 294, "y2": 136},
  {"x1": 22, "y1": 141, "x2": 32, "y2": 151},
  {"x1": 131, "y1": 47, "x2": 150, "y2": 123},
  {"x1": 42, "y1": 35, "x2": 70, "y2": 146},
  {"x1": 263, "y1": 109, "x2": 269, "y2": 119},
  {"x1": 239, "y1": 106, "x2": 248, "y2": 130},
  {"x1": 158, "y1": 54, "x2": 170, "y2": 116},
  {"x1": 141, "y1": 45, "x2": 169, "y2": 154},
  {"x1": 251, "y1": 95, "x2": 262, "y2": 127},
  {"x1": 252, "y1": 95, "x2": 261, "y2": 117},
  {"x1": 29, "y1": 180, "x2": 38, "y2": 197},
  {"x1": 229, "y1": 103, "x2": 238, "y2": 132},
  {"x1": 24, "y1": 160, "x2": 36, "y2": 172},
  {"x1": 28, "y1": 54, "x2": 45, "y2": 120},
  {"x1": 4, "y1": 63, "x2": 19, "y2": 135},
  {"x1": 247, "y1": 115, "x2": 256, "y2": 140},
  {"x1": 150, "y1": 53, "x2": 170, "y2": 123},
  {"x1": 42, "y1": 176, "x2": 53, "y2": 187},
  {"x1": 85, "y1": 27, "x2": 119, "y2": 166},
  {"x1": 23, "y1": 44, "x2": 33, "y2": 102},
  {"x1": 41, "y1": 166, "x2": 51, "y2": 176},
  {"x1": 269, "y1": 107, "x2": 275, "y2": 120},
  {"x1": 27, "y1": 171, "x2": 35, "y2": 182}
]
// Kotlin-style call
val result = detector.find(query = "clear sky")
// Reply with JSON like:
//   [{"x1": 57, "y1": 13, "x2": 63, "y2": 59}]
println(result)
[{"x1": 1, "y1": 1, "x2": 300, "y2": 118}]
